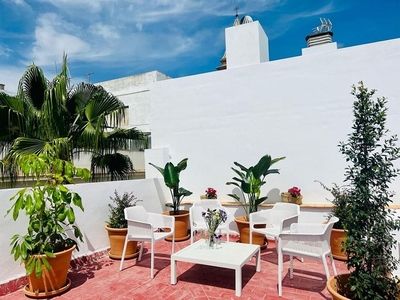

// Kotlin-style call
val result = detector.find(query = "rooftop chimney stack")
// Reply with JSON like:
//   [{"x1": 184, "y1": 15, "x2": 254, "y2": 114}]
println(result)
[
  {"x1": 302, "y1": 18, "x2": 337, "y2": 56},
  {"x1": 0, "y1": 84, "x2": 4, "y2": 90}
]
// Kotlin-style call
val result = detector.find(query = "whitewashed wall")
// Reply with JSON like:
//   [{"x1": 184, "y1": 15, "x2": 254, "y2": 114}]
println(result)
[
  {"x1": 148, "y1": 38, "x2": 400, "y2": 204},
  {"x1": 0, "y1": 178, "x2": 170, "y2": 285}
]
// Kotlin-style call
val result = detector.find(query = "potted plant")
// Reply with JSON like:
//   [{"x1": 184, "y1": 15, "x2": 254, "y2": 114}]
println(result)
[
  {"x1": 200, "y1": 187, "x2": 218, "y2": 199},
  {"x1": 326, "y1": 82, "x2": 400, "y2": 299},
  {"x1": 316, "y1": 181, "x2": 350, "y2": 261},
  {"x1": 105, "y1": 190, "x2": 142, "y2": 259},
  {"x1": 149, "y1": 158, "x2": 193, "y2": 241},
  {"x1": 281, "y1": 186, "x2": 303, "y2": 205},
  {"x1": 6, "y1": 150, "x2": 90, "y2": 298},
  {"x1": 226, "y1": 154, "x2": 285, "y2": 245}
]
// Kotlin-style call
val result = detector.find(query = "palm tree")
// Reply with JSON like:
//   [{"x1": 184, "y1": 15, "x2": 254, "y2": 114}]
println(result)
[{"x1": 0, "y1": 54, "x2": 144, "y2": 184}]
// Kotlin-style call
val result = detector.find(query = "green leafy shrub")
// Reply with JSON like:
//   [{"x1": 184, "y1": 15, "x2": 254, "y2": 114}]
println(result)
[{"x1": 107, "y1": 190, "x2": 142, "y2": 228}]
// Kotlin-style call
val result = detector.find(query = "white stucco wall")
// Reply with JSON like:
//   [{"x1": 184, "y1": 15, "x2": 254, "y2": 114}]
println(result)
[
  {"x1": 97, "y1": 70, "x2": 171, "y2": 133},
  {"x1": 0, "y1": 178, "x2": 170, "y2": 285},
  {"x1": 226, "y1": 20, "x2": 269, "y2": 68},
  {"x1": 148, "y1": 38, "x2": 400, "y2": 204}
]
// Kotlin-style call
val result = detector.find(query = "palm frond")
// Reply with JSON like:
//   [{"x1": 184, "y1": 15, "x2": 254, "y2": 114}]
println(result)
[{"x1": 91, "y1": 153, "x2": 134, "y2": 181}]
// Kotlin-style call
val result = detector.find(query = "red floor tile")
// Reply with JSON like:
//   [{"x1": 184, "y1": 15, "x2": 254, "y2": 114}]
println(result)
[{"x1": 2, "y1": 237, "x2": 347, "y2": 299}]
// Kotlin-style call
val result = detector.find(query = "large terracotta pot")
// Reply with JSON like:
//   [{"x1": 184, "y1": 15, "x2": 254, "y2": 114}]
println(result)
[
  {"x1": 162, "y1": 210, "x2": 190, "y2": 241},
  {"x1": 326, "y1": 274, "x2": 352, "y2": 300},
  {"x1": 330, "y1": 228, "x2": 347, "y2": 261},
  {"x1": 24, "y1": 245, "x2": 76, "y2": 298},
  {"x1": 235, "y1": 216, "x2": 266, "y2": 246},
  {"x1": 105, "y1": 225, "x2": 139, "y2": 259}
]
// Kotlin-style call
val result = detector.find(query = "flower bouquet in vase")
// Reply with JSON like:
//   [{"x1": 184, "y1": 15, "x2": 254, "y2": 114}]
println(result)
[
  {"x1": 281, "y1": 186, "x2": 303, "y2": 205},
  {"x1": 202, "y1": 208, "x2": 227, "y2": 248}
]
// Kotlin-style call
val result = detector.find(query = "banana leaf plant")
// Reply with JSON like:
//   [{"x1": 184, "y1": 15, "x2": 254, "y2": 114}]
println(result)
[
  {"x1": 226, "y1": 154, "x2": 285, "y2": 221},
  {"x1": 149, "y1": 158, "x2": 192, "y2": 215},
  {"x1": 5, "y1": 145, "x2": 90, "y2": 279}
]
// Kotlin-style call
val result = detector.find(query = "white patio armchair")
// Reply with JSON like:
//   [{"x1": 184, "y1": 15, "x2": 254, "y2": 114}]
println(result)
[
  {"x1": 249, "y1": 202, "x2": 300, "y2": 245},
  {"x1": 119, "y1": 206, "x2": 175, "y2": 279},
  {"x1": 189, "y1": 200, "x2": 231, "y2": 244},
  {"x1": 277, "y1": 216, "x2": 339, "y2": 296}
]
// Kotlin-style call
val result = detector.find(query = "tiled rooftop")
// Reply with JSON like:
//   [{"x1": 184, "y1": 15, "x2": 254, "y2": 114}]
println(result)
[{"x1": 3, "y1": 236, "x2": 347, "y2": 300}]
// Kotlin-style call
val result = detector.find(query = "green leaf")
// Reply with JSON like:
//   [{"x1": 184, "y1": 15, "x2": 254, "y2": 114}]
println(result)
[
  {"x1": 176, "y1": 158, "x2": 188, "y2": 173},
  {"x1": 35, "y1": 258, "x2": 43, "y2": 278},
  {"x1": 164, "y1": 162, "x2": 179, "y2": 189},
  {"x1": 25, "y1": 257, "x2": 35, "y2": 276},
  {"x1": 253, "y1": 154, "x2": 272, "y2": 178},
  {"x1": 148, "y1": 162, "x2": 164, "y2": 176},
  {"x1": 67, "y1": 207, "x2": 75, "y2": 223},
  {"x1": 42, "y1": 256, "x2": 52, "y2": 271},
  {"x1": 72, "y1": 193, "x2": 84, "y2": 211}
]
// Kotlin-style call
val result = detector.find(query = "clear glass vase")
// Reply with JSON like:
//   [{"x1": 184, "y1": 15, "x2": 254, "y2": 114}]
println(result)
[{"x1": 207, "y1": 231, "x2": 217, "y2": 249}]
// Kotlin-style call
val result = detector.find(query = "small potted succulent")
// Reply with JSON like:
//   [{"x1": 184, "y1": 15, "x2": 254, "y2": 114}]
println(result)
[
  {"x1": 105, "y1": 190, "x2": 142, "y2": 259},
  {"x1": 281, "y1": 186, "x2": 303, "y2": 205}
]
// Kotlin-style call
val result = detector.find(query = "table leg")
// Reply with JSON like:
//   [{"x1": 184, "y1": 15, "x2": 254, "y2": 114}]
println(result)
[
  {"x1": 255, "y1": 248, "x2": 261, "y2": 272},
  {"x1": 171, "y1": 258, "x2": 177, "y2": 285},
  {"x1": 235, "y1": 267, "x2": 242, "y2": 297}
]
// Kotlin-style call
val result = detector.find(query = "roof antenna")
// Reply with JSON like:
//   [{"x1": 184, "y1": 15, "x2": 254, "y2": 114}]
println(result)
[
  {"x1": 234, "y1": 5, "x2": 239, "y2": 18},
  {"x1": 85, "y1": 72, "x2": 94, "y2": 83}
]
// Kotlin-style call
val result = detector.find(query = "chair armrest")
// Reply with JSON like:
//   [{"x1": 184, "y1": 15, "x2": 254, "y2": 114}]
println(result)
[
  {"x1": 127, "y1": 220, "x2": 154, "y2": 236},
  {"x1": 281, "y1": 215, "x2": 299, "y2": 232},
  {"x1": 147, "y1": 212, "x2": 175, "y2": 231},
  {"x1": 249, "y1": 211, "x2": 272, "y2": 227},
  {"x1": 289, "y1": 223, "x2": 326, "y2": 234}
]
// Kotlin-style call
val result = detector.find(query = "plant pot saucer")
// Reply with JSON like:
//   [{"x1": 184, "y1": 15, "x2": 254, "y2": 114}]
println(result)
[
  {"x1": 108, "y1": 248, "x2": 140, "y2": 260},
  {"x1": 24, "y1": 278, "x2": 71, "y2": 298}
]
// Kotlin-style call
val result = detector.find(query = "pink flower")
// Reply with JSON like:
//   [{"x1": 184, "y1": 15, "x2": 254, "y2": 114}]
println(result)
[
  {"x1": 288, "y1": 186, "x2": 301, "y2": 198},
  {"x1": 205, "y1": 187, "x2": 217, "y2": 199}
]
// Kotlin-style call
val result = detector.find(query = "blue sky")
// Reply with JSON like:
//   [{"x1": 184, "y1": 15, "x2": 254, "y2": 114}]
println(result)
[{"x1": 0, "y1": 0, "x2": 399, "y2": 94}]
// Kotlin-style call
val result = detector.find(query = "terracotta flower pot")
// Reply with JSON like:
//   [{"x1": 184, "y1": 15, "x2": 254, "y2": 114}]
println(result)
[
  {"x1": 326, "y1": 274, "x2": 352, "y2": 300},
  {"x1": 162, "y1": 210, "x2": 190, "y2": 241},
  {"x1": 24, "y1": 245, "x2": 76, "y2": 298},
  {"x1": 235, "y1": 216, "x2": 266, "y2": 246},
  {"x1": 330, "y1": 228, "x2": 347, "y2": 261},
  {"x1": 105, "y1": 225, "x2": 139, "y2": 260}
]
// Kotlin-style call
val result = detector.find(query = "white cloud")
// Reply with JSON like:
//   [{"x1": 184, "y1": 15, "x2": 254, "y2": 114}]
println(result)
[
  {"x1": 30, "y1": 13, "x2": 90, "y2": 66},
  {"x1": 0, "y1": 65, "x2": 26, "y2": 94},
  {"x1": 89, "y1": 23, "x2": 120, "y2": 40}
]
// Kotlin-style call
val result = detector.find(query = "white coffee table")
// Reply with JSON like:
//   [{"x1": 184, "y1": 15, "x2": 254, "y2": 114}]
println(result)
[{"x1": 171, "y1": 239, "x2": 260, "y2": 297}]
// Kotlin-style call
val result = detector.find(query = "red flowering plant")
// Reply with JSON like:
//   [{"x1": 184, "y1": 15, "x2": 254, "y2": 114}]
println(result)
[
  {"x1": 288, "y1": 186, "x2": 301, "y2": 198},
  {"x1": 205, "y1": 187, "x2": 217, "y2": 199}
]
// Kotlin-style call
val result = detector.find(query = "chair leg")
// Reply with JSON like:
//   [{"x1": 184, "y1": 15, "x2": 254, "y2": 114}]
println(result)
[
  {"x1": 119, "y1": 236, "x2": 129, "y2": 271},
  {"x1": 289, "y1": 255, "x2": 294, "y2": 279},
  {"x1": 249, "y1": 229, "x2": 253, "y2": 245},
  {"x1": 138, "y1": 241, "x2": 144, "y2": 261},
  {"x1": 277, "y1": 240, "x2": 283, "y2": 296},
  {"x1": 150, "y1": 240, "x2": 155, "y2": 279},
  {"x1": 322, "y1": 256, "x2": 330, "y2": 280},
  {"x1": 171, "y1": 232, "x2": 175, "y2": 254},
  {"x1": 329, "y1": 253, "x2": 337, "y2": 275}
]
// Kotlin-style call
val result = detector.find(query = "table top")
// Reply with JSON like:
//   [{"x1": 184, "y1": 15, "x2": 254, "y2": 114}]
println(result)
[{"x1": 171, "y1": 239, "x2": 260, "y2": 269}]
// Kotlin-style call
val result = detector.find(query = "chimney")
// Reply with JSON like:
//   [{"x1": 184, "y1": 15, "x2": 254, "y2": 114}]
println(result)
[
  {"x1": 302, "y1": 18, "x2": 337, "y2": 56},
  {"x1": 0, "y1": 84, "x2": 4, "y2": 90},
  {"x1": 305, "y1": 31, "x2": 333, "y2": 47}
]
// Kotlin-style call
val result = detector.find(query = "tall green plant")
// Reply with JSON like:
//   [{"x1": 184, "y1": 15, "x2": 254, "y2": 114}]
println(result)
[
  {"x1": 340, "y1": 82, "x2": 400, "y2": 299},
  {"x1": 0, "y1": 54, "x2": 144, "y2": 184},
  {"x1": 149, "y1": 158, "x2": 192, "y2": 215},
  {"x1": 226, "y1": 154, "x2": 285, "y2": 220},
  {"x1": 5, "y1": 146, "x2": 90, "y2": 278}
]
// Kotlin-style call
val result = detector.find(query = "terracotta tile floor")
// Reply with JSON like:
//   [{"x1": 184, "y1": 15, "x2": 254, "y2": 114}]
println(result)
[{"x1": 3, "y1": 237, "x2": 347, "y2": 300}]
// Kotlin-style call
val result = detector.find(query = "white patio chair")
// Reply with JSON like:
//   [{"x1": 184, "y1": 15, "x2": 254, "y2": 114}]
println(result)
[
  {"x1": 119, "y1": 206, "x2": 175, "y2": 279},
  {"x1": 189, "y1": 199, "x2": 231, "y2": 244},
  {"x1": 277, "y1": 216, "x2": 339, "y2": 296},
  {"x1": 249, "y1": 202, "x2": 300, "y2": 245}
]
